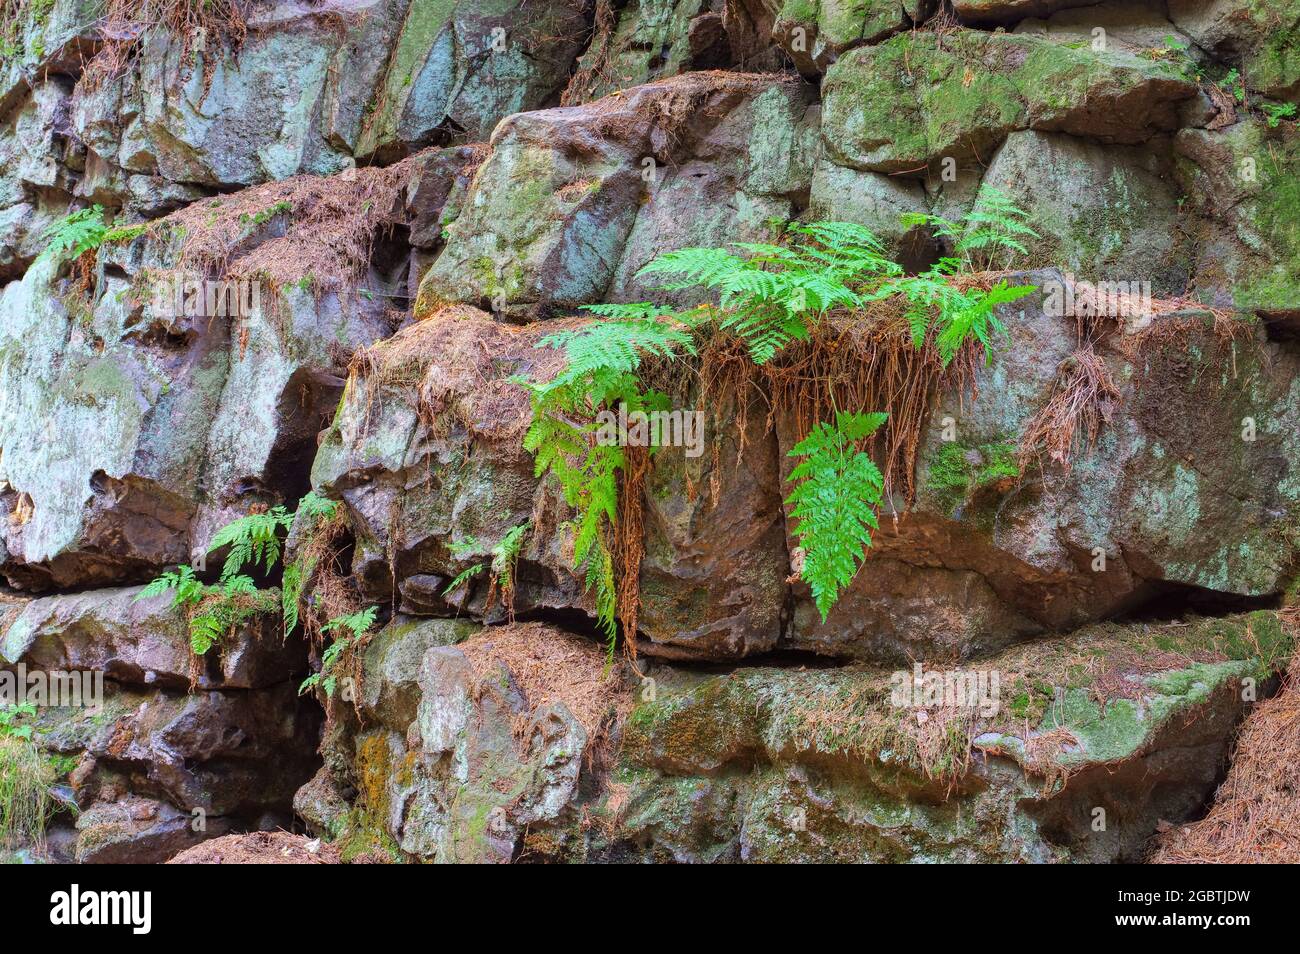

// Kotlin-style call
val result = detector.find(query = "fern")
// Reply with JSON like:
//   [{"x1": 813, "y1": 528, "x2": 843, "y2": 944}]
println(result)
[
  {"x1": 296, "y1": 490, "x2": 338, "y2": 521},
  {"x1": 520, "y1": 199, "x2": 1039, "y2": 628},
  {"x1": 442, "y1": 562, "x2": 485, "y2": 598},
  {"x1": 280, "y1": 491, "x2": 340, "y2": 636},
  {"x1": 40, "y1": 205, "x2": 108, "y2": 263},
  {"x1": 207, "y1": 505, "x2": 293, "y2": 580},
  {"x1": 876, "y1": 271, "x2": 1034, "y2": 366},
  {"x1": 321, "y1": 605, "x2": 378, "y2": 641},
  {"x1": 491, "y1": 521, "x2": 530, "y2": 603},
  {"x1": 900, "y1": 185, "x2": 1039, "y2": 272},
  {"x1": 934, "y1": 280, "x2": 1035, "y2": 365},
  {"x1": 785, "y1": 411, "x2": 887, "y2": 622},
  {"x1": 635, "y1": 222, "x2": 897, "y2": 364},
  {"x1": 136, "y1": 564, "x2": 204, "y2": 607},
  {"x1": 300, "y1": 606, "x2": 379, "y2": 698},
  {"x1": 281, "y1": 560, "x2": 304, "y2": 634},
  {"x1": 137, "y1": 492, "x2": 340, "y2": 655},
  {"x1": 519, "y1": 311, "x2": 687, "y2": 651},
  {"x1": 536, "y1": 313, "x2": 694, "y2": 394},
  {"x1": 441, "y1": 522, "x2": 529, "y2": 602}
]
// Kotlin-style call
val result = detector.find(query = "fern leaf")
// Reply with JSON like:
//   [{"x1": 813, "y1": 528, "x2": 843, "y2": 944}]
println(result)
[{"x1": 785, "y1": 411, "x2": 887, "y2": 621}]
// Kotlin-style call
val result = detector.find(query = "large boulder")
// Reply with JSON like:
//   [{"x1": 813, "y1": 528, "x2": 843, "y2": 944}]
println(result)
[
  {"x1": 0, "y1": 150, "x2": 469, "y2": 591},
  {"x1": 35, "y1": 680, "x2": 321, "y2": 862},
  {"x1": 1175, "y1": 119, "x2": 1300, "y2": 315},
  {"x1": 782, "y1": 275, "x2": 1300, "y2": 662},
  {"x1": 309, "y1": 308, "x2": 582, "y2": 617},
  {"x1": 772, "y1": 0, "x2": 924, "y2": 74},
  {"x1": 0, "y1": 0, "x2": 101, "y2": 117},
  {"x1": 821, "y1": 28, "x2": 1197, "y2": 174},
  {"x1": 305, "y1": 622, "x2": 630, "y2": 862},
  {"x1": 0, "y1": 78, "x2": 81, "y2": 279},
  {"x1": 72, "y1": 0, "x2": 587, "y2": 188},
  {"x1": 310, "y1": 306, "x2": 789, "y2": 657},
  {"x1": 349, "y1": 0, "x2": 590, "y2": 160},
  {"x1": 312, "y1": 273, "x2": 1300, "y2": 666},
  {"x1": 560, "y1": 0, "x2": 736, "y2": 104},
  {"x1": 613, "y1": 612, "x2": 1285, "y2": 862},
  {"x1": 1, "y1": 585, "x2": 303, "y2": 691},
  {"x1": 978, "y1": 130, "x2": 1188, "y2": 293},
  {"x1": 1169, "y1": 0, "x2": 1300, "y2": 101},
  {"x1": 417, "y1": 72, "x2": 817, "y2": 320},
  {"x1": 0, "y1": 253, "x2": 222, "y2": 589}
]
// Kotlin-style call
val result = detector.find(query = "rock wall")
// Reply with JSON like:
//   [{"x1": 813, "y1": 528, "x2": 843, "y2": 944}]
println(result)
[{"x1": 1, "y1": 0, "x2": 1298, "y2": 863}]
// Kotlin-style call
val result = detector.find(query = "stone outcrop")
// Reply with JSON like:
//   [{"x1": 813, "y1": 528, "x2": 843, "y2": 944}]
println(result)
[
  {"x1": 2, "y1": 0, "x2": 1298, "y2": 865},
  {"x1": 312, "y1": 281, "x2": 1300, "y2": 665},
  {"x1": 300, "y1": 611, "x2": 1291, "y2": 862},
  {"x1": 418, "y1": 71, "x2": 817, "y2": 319},
  {"x1": 1, "y1": 586, "x2": 318, "y2": 863}
]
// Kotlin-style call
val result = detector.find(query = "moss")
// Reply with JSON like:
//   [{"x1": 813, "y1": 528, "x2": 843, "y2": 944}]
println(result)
[
  {"x1": 824, "y1": 29, "x2": 1190, "y2": 170},
  {"x1": 64, "y1": 355, "x2": 140, "y2": 410},
  {"x1": 925, "y1": 440, "x2": 1019, "y2": 518},
  {"x1": 1203, "y1": 609, "x2": 1292, "y2": 677},
  {"x1": 1243, "y1": 1, "x2": 1300, "y2": 95},
  {"x1": 1235, "y1": 139, "x2": 1300, "y2": 311},
  {"x1": 102, "y1": 222, "x2": 150, "y2": 245},
  {"x1": 0, "y1": 0, "x2": 55, "y2": 62},
  {"x1": 336, "y1": 731, "x2": 404, "y2": 863},
  {"x1": 356, "y1": 0, "x2": 458, "y2": 156},
  {"x1": 73, "y1": 821, "x2": 127, "y2": 862}
]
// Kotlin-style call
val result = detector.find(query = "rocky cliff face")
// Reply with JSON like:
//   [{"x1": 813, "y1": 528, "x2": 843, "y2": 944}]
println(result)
[{"x1": 1, "y1": 0, "x2": 1298, "y2": 863}]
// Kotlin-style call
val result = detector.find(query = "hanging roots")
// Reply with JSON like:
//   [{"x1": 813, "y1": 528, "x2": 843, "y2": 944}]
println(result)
[
  {"x1": 698, "y1": 299, "x2": 980, "y2": 505},
  {"x1": 613, "y1": 446, "x2": 649, "y2": 658},
  {"x1": 77, "y1": 0, "x2": 248, "y2": 97},
  {"x1": 1018, "y1": 345, "x2": 1120, "y2": 474},
  {"x1": 560, "y1": 0, "x2": 618, "y2": 105}
]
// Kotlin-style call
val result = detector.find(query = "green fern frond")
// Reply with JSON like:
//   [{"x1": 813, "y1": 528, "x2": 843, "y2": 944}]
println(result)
[
  {"x1": 491, "y1": 521, "x2": 531, "y2": 590},
  {"x1": 40, "y1": 205, "x2": 108, "y2": 262},
  {"x1": 785, "y1": 411, "x2": 888, "y2": 621},
  {"x1": 207, "y1": 506, "x2": 293, "y2": 580},
  {"x1": 282, "y1": 561, "x2": 303, "y2": 634},
  {"x1": 321, "y1": 605, "x2": 378, "y2": 641},
  {"x1": 135, "y1": 565, "x2": 203, "y2": 607},
  {"x1": 296, "y1": 491, "x2": 338, "y2": 521},
  {"x1": 443, "y1": 563, "x2": 485, "y2": 597}
]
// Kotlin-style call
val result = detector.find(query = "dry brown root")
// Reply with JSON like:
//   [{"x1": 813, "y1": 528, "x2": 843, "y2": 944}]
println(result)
[
  {"x1": 1018, "y1": 344, "x2": 1120, "y2": 473},
  {"x1": 77, "y1": 0, "x2": 248, "y2": 96}
]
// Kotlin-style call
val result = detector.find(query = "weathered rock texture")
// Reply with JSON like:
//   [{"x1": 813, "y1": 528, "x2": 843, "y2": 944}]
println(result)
[
  {"x1": 1, "y1": 0, "x2": 1298, "y2": 863},
  {"x1": 1, "y1": 586, "x2": 318, "y2": 863},
  {"x1": 300, "y1": 611, "x2": 1291, "y2": 862}
]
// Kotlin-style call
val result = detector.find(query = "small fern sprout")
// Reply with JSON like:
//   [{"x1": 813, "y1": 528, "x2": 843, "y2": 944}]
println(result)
[
  {"x1": 442, "y1": 562, "x2": 486, "y2": 599},
  {"x1": 300, "y1": 606, "x2": 379, "y2": 698},
  {"x1": 956, "y1": 185, "x2": 1040, "y2": 270},
  {"x1": 135, "y1": 564, "x2": 204, "y2": 608},
  {"x1": 206, "y1": 505, "x2": 294, "y2": 580}
]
